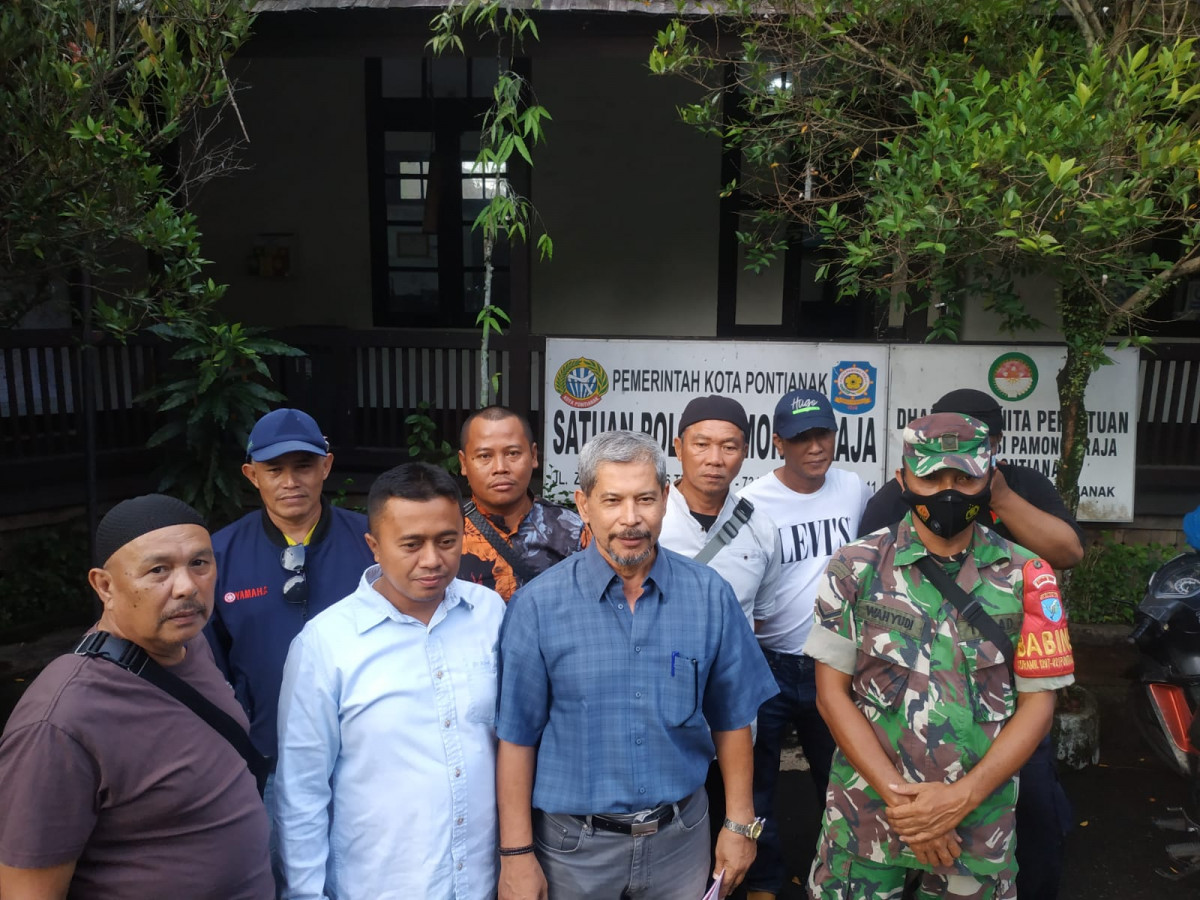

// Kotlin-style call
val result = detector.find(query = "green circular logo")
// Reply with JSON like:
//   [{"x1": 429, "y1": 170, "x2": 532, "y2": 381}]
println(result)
[{"x1": 988, "y1": 352, "x2": 1039, "y2": 401}]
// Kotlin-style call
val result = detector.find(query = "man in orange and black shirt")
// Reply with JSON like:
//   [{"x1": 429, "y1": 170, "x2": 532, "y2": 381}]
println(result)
[{"x1": 456, "y1": 406, "x2": 588, "y2": 601}]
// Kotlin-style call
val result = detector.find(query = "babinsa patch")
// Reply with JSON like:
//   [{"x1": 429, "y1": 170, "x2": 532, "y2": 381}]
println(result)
[{"x1": 1015, "y1": 559, "x2": 1074, "y2": 678}]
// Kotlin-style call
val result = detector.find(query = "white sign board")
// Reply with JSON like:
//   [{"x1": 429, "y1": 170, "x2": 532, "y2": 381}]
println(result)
[
  {"x1": 543, "y1": 339, "x2": 1138, "y2": 522},
  {"x1": 542, "y1": 339, "x2": 891, "y2": 497},
  {"x1": 885, "y1": 345, "x2": 1139, "y2": 522}
]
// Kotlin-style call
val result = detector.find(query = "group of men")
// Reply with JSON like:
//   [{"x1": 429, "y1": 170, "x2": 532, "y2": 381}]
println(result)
[{"x1": 0, "y1": 381, "x2": 1082, "y2": 900}]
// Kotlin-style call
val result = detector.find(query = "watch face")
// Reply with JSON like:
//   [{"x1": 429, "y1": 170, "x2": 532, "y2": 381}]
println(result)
[{"x1": 749, "y1": 819, "x2": 764, "y2": 839}]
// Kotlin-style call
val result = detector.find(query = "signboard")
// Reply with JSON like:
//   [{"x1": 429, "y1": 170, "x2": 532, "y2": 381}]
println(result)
[
  {"x1": 543, "y1": 339, "x2": 891, "y2": 497},
  {"x1": 542, "y1": 339, "x2": 1139, "y2": 522},
  {"x1": 885, "y1": 345, "x2": 1139, "y2": 522}
]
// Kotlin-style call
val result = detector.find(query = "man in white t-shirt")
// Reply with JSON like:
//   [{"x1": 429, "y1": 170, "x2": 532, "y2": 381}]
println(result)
[{"x1": 738, "y1": 389, "x2": 872, "y2": 900}]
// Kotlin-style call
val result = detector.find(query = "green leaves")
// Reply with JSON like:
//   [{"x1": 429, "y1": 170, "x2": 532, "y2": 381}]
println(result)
[
  {"x1": 139, "y1": 321, "x2": 303, "y2": 525},
  {"x1": 0, "y1": 0, "x2": 255, "y2": 330}
]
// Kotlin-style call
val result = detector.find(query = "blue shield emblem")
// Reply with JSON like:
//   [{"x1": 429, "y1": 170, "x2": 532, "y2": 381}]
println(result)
[
  {"x1": 1041, "y1": 594, "x2": 1063, "y2": 623},
  {"x1": 831, "y1": 361, "x2": 877, "y2": 414}
]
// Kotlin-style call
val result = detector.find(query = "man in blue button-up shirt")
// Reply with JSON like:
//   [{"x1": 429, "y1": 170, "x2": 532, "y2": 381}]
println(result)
[{"x1": 495, "y1": 431, "x2": 778, "y2": 900}]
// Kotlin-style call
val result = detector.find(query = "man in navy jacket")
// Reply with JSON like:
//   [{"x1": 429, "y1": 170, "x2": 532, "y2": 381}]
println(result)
[{"x1": 205, "y1": 408, "x2": 375, "y2": 893}]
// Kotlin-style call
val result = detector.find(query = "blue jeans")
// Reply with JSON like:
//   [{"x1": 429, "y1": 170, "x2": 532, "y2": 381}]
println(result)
[
  {"x1": 745, "y1": 648, "x2": 835, "y2": 895},
  {"x1": 263, "y1": 772, "x2": 284, "y2": 900},
  {"x1": 535, "y1": 788, "x2": 710, "y2": 899}
]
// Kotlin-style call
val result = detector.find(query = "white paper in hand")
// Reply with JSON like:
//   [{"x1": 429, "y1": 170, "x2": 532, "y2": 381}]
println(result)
[{"x1": 702, "y1": 869, "x2": 724, "y2": 900}]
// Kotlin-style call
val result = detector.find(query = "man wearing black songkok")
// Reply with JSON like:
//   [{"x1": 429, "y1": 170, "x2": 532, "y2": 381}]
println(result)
[{"x1": 0, "y1": 495, "x2": 273, "y2": 900}]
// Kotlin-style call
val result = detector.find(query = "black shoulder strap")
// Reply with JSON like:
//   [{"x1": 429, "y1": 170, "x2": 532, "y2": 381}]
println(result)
[
  {"x1": 75, "y1": 632, "x2": 270, "y2": 795},
  {"x1": 463, "y1": 500, "x2": 539, "y2": 586},
  {"x1": 913, "y1": 554, "x2": 1014, "y2": 672},
  {"x1": 694, "y1": 497, "x2": 754, "y2": 565}
]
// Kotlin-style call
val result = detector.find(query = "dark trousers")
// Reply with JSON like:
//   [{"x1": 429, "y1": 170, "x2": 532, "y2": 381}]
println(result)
[
  {"x1": 1014, "y1": 735, "x2": 1072, "y2": 900},
  {"x1": 745, "y1": 648, "x2": 835, "y2": 895}
]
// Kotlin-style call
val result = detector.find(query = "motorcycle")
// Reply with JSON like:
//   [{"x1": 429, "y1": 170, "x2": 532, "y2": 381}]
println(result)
[{"x1": 1129, "y1": 536, "x2": 1200, "y2": 880}]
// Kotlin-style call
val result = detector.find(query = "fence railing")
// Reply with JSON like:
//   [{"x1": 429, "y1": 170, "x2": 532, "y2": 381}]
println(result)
[
  {"x1": 1137, "y1": 341, "x2": 1200, "y2": 485},
  {"x1": 0, "y1": 328, "x2": 1195, "y2": 513}
]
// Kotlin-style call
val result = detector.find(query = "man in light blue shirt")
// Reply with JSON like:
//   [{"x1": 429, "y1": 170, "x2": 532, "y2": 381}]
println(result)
[
  {"x1": 275, "y1": 462, "x2": 506, "y2": 900},
  {"x1": 495, "y1": 431, "x2": 778, "y2": 900}
]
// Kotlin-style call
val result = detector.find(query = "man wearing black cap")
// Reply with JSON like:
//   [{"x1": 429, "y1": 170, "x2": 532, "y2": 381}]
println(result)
[
  {"x1": 739, "y1": 389, "x2": 874, "y2": 900},
  {"x1": 0, "y1": 495, "x2": 273, "y2": 900},
  {"x1": 205, "y1": 408, "x2": 375, "y2": 892},
  {"x1": 857, "y1": 388, "x2": 1084, "y2": 900},
  {"x1": 660, "y1": 394, "x2": 781, "y2": 631}
]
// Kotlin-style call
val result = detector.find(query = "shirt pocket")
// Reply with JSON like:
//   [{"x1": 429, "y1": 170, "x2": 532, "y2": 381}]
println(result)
[
  {"x1": 464, "y1": 649, "x2": 498, "y2": 726},
  {"x1": 959, "y1": 637, "x2": 1016, "y2": 723},
  {"x1": 853, "y1": 623, "x2": 912, "y2": 712},
  {"x1": 660, "y1": 652, "x2": 702, "y2": 727},
  {"x1": 851, "y1": 596, "x2": 929, "y2": 713}
]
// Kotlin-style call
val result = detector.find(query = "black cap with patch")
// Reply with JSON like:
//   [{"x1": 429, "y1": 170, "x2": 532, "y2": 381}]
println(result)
[{"x1": 931, "y1": 388, "x2": 1004, "y2": 437}]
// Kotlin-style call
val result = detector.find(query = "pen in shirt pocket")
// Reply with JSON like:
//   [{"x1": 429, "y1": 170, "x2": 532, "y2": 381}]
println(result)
[{"x1": 671, "y1": 650, "x2": 680, "y2": 676}]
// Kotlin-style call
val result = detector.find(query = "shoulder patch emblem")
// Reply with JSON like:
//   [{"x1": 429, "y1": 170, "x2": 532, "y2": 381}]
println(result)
[{"x1": 1015, "y1": 559, "x2": 1074, "y2": 678}]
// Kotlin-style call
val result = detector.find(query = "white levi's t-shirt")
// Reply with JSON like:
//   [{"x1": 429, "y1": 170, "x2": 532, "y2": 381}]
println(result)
[{"x1": 738, "y1": 466, "x2": 872, "y2": 655}]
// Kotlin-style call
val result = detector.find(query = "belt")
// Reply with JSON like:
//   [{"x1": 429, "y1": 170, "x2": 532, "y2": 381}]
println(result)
[{"x1": 590, "y1": 803, "x2": 676, "y2": 836}]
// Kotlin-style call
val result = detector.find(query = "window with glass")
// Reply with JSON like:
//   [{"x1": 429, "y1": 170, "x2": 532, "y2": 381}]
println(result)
[{"x1": 367, "y1": 58, "x2": 515, "y2": 328}]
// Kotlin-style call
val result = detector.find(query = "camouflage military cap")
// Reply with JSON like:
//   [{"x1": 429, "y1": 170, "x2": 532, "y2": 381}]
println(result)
[{"x1": 902, "y1": 413, "x2": 991, "y2": 477}]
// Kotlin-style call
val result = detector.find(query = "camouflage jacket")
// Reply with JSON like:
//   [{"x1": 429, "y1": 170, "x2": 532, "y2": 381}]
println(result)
[{"x1": 803, "y1": 515, "x2": 1074, "y2": 875}]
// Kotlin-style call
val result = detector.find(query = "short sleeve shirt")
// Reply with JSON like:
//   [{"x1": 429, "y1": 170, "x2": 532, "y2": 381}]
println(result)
[
  {"x1": 0, "y1": 638, "x2": 272, "y2": 900},
  {"x1": 803, "y1": 517, "x2": 1074, "y2": 876}
]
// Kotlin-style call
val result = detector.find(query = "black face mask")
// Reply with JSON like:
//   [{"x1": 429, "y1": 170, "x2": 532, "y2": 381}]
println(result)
[{"x1": 900, "y1": 471, "x2": 992, "y2": 539}]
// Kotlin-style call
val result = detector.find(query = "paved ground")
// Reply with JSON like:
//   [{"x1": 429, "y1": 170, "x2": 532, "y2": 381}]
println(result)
[{"x1": 2, "y1": 626, "x2": 1198, "y2": 897}]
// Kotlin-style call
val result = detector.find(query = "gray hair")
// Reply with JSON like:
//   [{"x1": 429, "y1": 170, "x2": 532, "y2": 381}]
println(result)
[{"x1": 577, "y1": 430, "x2": 668, "y2": 494}]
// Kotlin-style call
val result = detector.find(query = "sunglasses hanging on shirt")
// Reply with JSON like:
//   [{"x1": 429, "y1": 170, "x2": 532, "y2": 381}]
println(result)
[{"x1": 280, "y1": 544, "x2": 308, "y2": 618}]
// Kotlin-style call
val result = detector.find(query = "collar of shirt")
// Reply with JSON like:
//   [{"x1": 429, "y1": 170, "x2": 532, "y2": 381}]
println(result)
[
  {"x1": 577, "y1": 541, "x2": 672, "y2": 604},
  {"x1": 471, "y1": 491, "x2": 537, "y2": 536},
  {"x1": 664, "y1": 483, "x2": 738, "y2": 539},
  {"x1": 352, "y1": 566, "x2": 478, "y2": 634},
  {"x1": 259, "y1": 496, "x2": 333, "y2": 549}
]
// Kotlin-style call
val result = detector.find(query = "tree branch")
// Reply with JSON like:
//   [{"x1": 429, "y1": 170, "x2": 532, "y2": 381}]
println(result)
[{"x1": 1115, "y1": 251, "x2": 1200, "y2": 317}]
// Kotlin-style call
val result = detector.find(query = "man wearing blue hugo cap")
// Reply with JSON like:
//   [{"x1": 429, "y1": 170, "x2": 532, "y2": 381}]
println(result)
[
  {"x1": 205, "y1": 408, "x2": 375, "y2": 896},
  {"x1": 738, "y1": 389, "x2": 874, "y2": 899}
]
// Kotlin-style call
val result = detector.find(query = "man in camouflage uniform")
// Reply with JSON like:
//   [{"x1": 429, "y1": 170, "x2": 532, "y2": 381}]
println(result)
[{"x1": 804, "y1": 413, "x2": 1075, "y2": 899}]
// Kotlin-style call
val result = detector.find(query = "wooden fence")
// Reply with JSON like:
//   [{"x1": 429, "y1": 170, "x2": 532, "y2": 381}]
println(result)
[{"x1": 0, "y1": 329, "x2": 1195, "y2": 514}]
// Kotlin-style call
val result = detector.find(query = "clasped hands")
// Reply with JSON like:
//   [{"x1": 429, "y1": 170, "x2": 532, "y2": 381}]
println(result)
[{"x1": 885, "y1": 780, "x2": 973, "y2": 869}]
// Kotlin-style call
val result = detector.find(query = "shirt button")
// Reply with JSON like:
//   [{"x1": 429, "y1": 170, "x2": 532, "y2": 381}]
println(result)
[
  {"x1": 436, "y1": 670, "x2": 444, "y2": 679},
  {"x1": 457, "y1": 862, "x2": 464, "y2": 871},
  {"x1": 636, "y1": 738, "x2": 643, "y2": 745},
  {"x1": 454, "y1": 768, "x2": 462, "y2": 777},
  {"x1": 617, "y1": 603, "x2": 624, "y2": 609},
  {"x1": 639, "y1": 787, "x2": 647, "y2": 794},
  {"x1": 635, "y1": 691, "x2": 642, "y2": 698},
  {"x1": 444, "y1": 719, "x2": 451, "y2": 728},
  {"x1": 456, "y1": 817, "x2": 464, "y2": 825},
  {"x1": 635, "y1": 646, "x2": 641, "y2": 653}
]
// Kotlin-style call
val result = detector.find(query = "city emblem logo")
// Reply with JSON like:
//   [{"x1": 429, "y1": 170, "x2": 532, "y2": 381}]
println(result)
[
  {"x1": 831, "y1": 361, "x2": 877, "y2": 414},
  {"x1": 988, "y1": 352, "x2": 1039, "y2": 402},
  {"x1": 554, "y1": 357, "x2": 609, "y2": 409}
]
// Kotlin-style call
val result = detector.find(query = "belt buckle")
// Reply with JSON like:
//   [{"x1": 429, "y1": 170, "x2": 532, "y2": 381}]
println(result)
[{"x1": 630, "y1": 819, "x2": 659, "y2": 836}]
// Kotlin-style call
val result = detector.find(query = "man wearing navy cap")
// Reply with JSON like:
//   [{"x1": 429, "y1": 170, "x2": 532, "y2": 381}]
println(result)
[
  {"x1": 738, "y1": 389, "x2": 874, "y2": 900},
  {"x1": 205, "y1": 408, "x2": 375, "y2": 894}
]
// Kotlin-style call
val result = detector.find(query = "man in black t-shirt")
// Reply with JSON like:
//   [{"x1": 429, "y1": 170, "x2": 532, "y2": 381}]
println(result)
[{"x1": 858, "y1": 388, "x2": 1083, "y2": 900}]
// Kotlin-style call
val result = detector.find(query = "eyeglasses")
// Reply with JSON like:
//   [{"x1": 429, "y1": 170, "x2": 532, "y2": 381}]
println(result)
[{"x1": 281, "y1": 544, "x2": 308, "y2": 617}]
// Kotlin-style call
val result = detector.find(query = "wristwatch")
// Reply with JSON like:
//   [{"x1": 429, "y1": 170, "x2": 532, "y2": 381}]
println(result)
[{"x1": 722, "y1": 816, "x2": 765, "y2": 840}]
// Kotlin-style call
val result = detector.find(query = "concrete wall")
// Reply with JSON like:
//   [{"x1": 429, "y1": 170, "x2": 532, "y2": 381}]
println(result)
[
  {"x1": 195, "y1": 57, "x2": 374, "y2": 329},
  {"x1": 529, "y1": 50, "x2": 722, "y2": 336}
]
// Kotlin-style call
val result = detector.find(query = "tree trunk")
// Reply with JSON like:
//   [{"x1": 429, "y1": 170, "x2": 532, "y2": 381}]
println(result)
[{"x1": 1055, "y1": 284, "x2": 1107, "y2": 516}]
